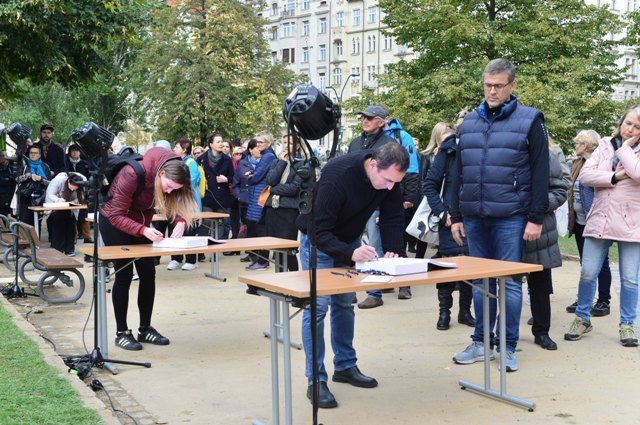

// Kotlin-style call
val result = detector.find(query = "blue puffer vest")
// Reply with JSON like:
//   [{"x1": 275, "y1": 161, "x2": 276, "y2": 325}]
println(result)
[{"x1": 457, "y1": 96, "x2": 541, "y2": 218}]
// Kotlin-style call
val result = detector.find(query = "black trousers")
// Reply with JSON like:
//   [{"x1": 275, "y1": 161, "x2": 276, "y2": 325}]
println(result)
[
  {"x1": 47, "y1": 211, "x2": 76, "y2": 254},
  {"x1": 528, "y1": 268, "x2": 553, "y2": 336},
  {"x1": 265, "y1": 207, "x2": 299, "y2": 272},
  {"x1": 99, "y1": 214, "x2": 156, "y2": 333},
  {"x1": 246, "y1": 218, "x2": 269, "y2": 265}
]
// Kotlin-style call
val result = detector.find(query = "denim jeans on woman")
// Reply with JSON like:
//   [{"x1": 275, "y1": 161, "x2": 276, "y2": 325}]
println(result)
[
  {"x1": 300, "y1": 233, "x2": 361, "y2": 384},
  {"x1": 463, "y1": 214, "x2": 526, "y2": 352},
  {"x1": 576, "y1": 237, "x2": 640, "y2": 325}
]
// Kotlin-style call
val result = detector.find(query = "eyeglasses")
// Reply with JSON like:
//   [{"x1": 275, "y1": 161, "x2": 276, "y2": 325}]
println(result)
[
  {"x1": 362, "y1": 116, "x2": 380, "y2": 121},
  {"x1": 233, "y1": 152, "x2": 242, "y2": 156},
  {"x1": 483, "y1": 82, "x2": 511, "y2": 91}
]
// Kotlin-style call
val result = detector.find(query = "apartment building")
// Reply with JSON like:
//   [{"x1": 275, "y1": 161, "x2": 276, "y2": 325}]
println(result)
[{"x1": 258, "y1": 0, "x2": 416, "y2": 146}]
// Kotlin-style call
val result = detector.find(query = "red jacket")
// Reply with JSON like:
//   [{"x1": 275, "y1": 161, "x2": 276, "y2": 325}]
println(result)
[{"x1": 101, "y1": 147, "x2": 180, "y2": 236}]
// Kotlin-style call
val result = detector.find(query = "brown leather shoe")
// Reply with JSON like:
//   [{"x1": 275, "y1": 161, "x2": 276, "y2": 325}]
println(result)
[{"x1": 357, "y1": 296, "x2": 383, "y2": 309}]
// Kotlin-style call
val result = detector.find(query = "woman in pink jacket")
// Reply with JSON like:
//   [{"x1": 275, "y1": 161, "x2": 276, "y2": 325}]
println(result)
[{"x1": 564, "y1": 106, "x2": 640, "y2": 347}]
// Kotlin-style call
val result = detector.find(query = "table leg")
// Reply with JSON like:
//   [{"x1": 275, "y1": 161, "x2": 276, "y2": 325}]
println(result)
[
  {"x1": 269, "y1": 296, "x2": 280, "y2": 425},
  {"x1": 33, "y1": 211, "x2": 40, "y2": 238},
  {"x1": 459, "y1": 276, "x2": 535, "y2": 411},
  {"x1": 282, "y1": 300, "x2": 293, "y2": 425},
  {"x1": 204, "y1": 219, "x2": 226, "y2": 281}
]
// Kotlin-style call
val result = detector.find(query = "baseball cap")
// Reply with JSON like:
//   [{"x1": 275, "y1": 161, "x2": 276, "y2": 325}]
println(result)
[
  {"x1": 358, "y1": 105, "x2": 389, "y2": 119},
  {"x1": 40, "y1": 124, "x2": 54, "y2": 132}
]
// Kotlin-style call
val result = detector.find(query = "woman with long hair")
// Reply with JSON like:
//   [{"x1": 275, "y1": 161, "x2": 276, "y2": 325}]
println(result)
[
  {"x1": 423, "y1": 122, "x2": 475, "y2": 330},
  {"x1": 44, "y1": 171, "x2": 86, "y2": 256},
  {"x1": 100, "y1": 147, "x2": 198, "y2": 351},
  {"x1": 166, "y1": 139, "x2": 202, "y2": 271},
  {"x1": 565, "y1": 106, "x2": 640, "y2": 347},
  {"x1": 234, "y1": 139, "x2": 261, "y2": 263},
  {"x1": 565, "y1": 130, "x2": 612, "y2": 316}
]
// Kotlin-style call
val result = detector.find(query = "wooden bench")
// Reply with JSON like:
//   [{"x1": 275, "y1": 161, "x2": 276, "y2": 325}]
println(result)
[{"x1": 10, "y1": 221, "x2": 85, "y2": 304}]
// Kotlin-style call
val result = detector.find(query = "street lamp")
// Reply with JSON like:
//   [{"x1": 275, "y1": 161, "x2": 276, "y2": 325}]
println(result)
[{"x1": 326, "y1": 73, "x2": 359, "y2": 145}]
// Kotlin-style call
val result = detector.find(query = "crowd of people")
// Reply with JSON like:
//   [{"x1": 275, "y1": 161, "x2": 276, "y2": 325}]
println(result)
[{"x1": 2, "y1": 57, "x2": 639, "y2": 411}]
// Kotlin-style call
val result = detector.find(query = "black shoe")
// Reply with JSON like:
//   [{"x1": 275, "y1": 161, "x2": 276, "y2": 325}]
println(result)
[
  {"x1": 437, "y1": 310, "x2": 451, "y2": 330},
  {"x1": 115, "y1": 330, "x2": 142, "y2": 351},
  {"x1": 246, "y1": 285, "x2": 259, "y2": 296},
  {"x1": 534, "y1": 334, "x2": 558, "y2": 350},
  {"x1": 407, "y1": 245, "x2": 416, "y2": 253},
  {"x1": 332, "y1": 366, "x2": 378, "y2": 388},
  {"x1": 83, "y1": 237, "x2": 94, "y2": 244},
  {"x1": 84, "y1": 254, "x2": 92, "y2": 263},
  {"x1": 591, "y1": 301, "x2": 610, "y2": 317},
  {"x1": 240, "y1": 254, "x2": 252, "y2": 263},
  {"x1": 306, "y1": 382, "x2": 338, "y2": 409},
  {"x1": 566, "y1": 301, "x2": 577, "y2": 313},
  {"x1": 198, "y1": 254, "x2": 207, "y2": 262},
  {"x1": 457, "y1": 310, "x2": 476, "y2": 327},
  {"x1": 223, "y1": 251, "x2": 240, "y2": 256},
  {"x1": 398, "y1": 287, "x2": 412, "y2": 300},
  {"x1": 137, "y1": 326, "x2": 170, "y2": 345},
  {"x1": 527, "y1": 317, "x2": 534, "y2": 326}
]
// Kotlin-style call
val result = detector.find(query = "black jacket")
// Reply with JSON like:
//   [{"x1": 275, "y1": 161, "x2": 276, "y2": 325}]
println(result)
[
  {"x1": 423, "y1": 135, "x2": 468, "y2": 256},
  {"x1": 198, "y1": 151, "x2": 235, "y2": 210},
  {"x1": 265, "y1": 158, "x2": 304, "y2": 210}
]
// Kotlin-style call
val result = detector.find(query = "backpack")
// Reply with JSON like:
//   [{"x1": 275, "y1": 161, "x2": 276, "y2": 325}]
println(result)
[
  {"x1": 186, "y1": 157, "x2": 206, "y2": 198},
  {"x1": 87, "y1": 147, "x2": 145, "y2": 210}
]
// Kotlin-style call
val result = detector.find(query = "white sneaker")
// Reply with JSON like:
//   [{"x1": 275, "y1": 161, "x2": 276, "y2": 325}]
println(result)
[
  {"x1": 181, "y1": 263, "x2": 198, "y2": 271},
  {"x1": 167, "y1": 260, "x2": 182, "y2": 270}
]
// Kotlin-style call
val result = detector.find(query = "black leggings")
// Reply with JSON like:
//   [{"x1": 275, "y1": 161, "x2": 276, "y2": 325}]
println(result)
[{"x1": 99, "y1": 214, "x2": 156, "y2": 333}]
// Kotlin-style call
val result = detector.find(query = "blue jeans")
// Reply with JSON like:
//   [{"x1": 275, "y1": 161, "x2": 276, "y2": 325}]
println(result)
[
  {"x1": 464, "y1": 215, "x2": 526, "y2": 352},
  {"x1": 365, "y1": 211, "x2": 384, "y2": 300},
  {"x1": 300, "y1": 233, "x2": 361, "y2": 384},
  {"x1": 576, "y1": 237, "x2": 640, "y2": 325}
]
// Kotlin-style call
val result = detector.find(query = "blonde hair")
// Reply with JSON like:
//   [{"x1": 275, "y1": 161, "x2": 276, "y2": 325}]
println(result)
[
  {"x1": 153, "y1": 160, "x2": 198, "y2": 225},
  {"x1": 574, "y1": 129, "x2": 600, "y2": 152},
  {"x1": 423, "y1": 122, "x2": 456, "y2": 156}
]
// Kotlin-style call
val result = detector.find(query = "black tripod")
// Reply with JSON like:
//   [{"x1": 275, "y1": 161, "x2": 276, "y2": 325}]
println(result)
[{"x1": 68, "y1": 133, "x2": 150, "y2": 374}]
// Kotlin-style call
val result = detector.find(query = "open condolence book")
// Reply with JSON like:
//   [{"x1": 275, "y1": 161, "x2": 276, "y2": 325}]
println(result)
[
  {"x1": 152, "y1": 236, "x2": 227, "y2": 249},
  {"x1": 355, "y1": 258, "x2": 457, "y2": 276},
  {"x1": 42, "y1": 202, "x2": 82, "y2": 208}
]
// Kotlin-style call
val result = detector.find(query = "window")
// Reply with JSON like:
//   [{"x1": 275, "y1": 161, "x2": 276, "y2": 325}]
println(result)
[
  {"x1": 384, "y1": 35, "x2": 393, "y2": 50},
  {"x1": 367, "y1": 65, "x2": 376, "y2": 81},
  {"x1": 335, "y1": 40, "x2": 343, "y2": 57},
  {"x1": 302, "y1": 0, "x2": 309, "y2": 10},
  {"x1": 367, "y1": 6, "x2": 377, "y2": 23},
  {"x1": 319, "y1": 73, "x2": 326, "y2": 90},
  {"x1": 332, "y1": 68, "x2": 343, "y2": 85},
  {"x1": 284, "y1": 0, "x2": 295, "y2": 13},
  {"x1": 367, "y1": 35, "x2": 376, "y2": 52},
  {"x1": 353, "y1": 9, "x2": 361, "y2": 26},
  {"x1": 282, "y1": 48, "x2": 295, "y2": 64},
  {"x1": 282, "y1": 22, "x2": 295, "y2": 38},
  {"x1": 302, "y1": 21, "x2": 309, "y2": 36},
  {"x1": 302, "y1": 47, "x2": 309, "y2": 63},
  {"x1": 270, "y1": 26, "x2": 278, "y2": 41},
  {"x1": 336, "y1": 11, "x2": 344, "y2": 27},
  {"x1": 351, "y1": 66, "x2": 360, "y2": 82},
  {"x1": 271, "y1": 51, "x2": 277, "y2": 65},
  {"x1": 352, "y1": 36, "x2": 360, "y2": 54},
  {"x1": 629, "y1": 0, "x2": 638, "y2": 11},
  {"x1": 319, "y1": 17, "x2": 327, "y2": 34},
  {"x1": 271, "y1": 3, "x2": 278, "y2": 16},
  {"x1": 611, "y1": 0, "x2": 618, "y2": 9},
  {"x1": 319, "y1": 44, "x2": 326, "y2": 61}
]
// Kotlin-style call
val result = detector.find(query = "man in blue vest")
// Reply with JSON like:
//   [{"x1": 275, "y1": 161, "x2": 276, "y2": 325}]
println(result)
[{"x1": 450, "y1": 58, "x2": 549, "y2": 372}]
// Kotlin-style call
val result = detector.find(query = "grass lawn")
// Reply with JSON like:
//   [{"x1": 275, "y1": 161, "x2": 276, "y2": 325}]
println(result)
[
  {"x1": 557, "y1": 235, "x2": 619, "y2": 263},
  {"x1": 0, "y1": 302, "x2": 103, "y2": 425}
]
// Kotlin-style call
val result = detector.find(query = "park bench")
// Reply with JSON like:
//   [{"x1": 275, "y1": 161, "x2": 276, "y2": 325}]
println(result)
[{"x1": 9, "y1": 221, "x2": 85, "y2": 304}]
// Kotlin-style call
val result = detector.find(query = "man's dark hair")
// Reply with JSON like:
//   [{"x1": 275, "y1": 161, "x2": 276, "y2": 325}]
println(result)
[
  {"x1": 483, "y1": 58, "x2": 516, "y2": 83},
  {"x1": 371, "y1": 142, "x2": 409, "y2": 172}
]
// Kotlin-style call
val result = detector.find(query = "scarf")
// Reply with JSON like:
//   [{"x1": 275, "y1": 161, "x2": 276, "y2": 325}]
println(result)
[
  {"x1": 248, "y1": 156, "x2": 261, "y2": 167},
  {"x1": 27, "y1": 158, "x2": 47, "y2": 179},
  {"x1": 207, "y1": 149, "x2": 222, "y2": 170}
]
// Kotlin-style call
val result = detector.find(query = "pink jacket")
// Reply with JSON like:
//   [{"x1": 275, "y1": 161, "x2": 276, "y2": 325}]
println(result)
[{"x1": 580, "y1": 137, "x2": 640, "y2": 242}]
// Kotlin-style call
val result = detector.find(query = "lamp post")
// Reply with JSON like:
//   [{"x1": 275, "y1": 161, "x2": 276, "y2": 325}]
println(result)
[{"x1": 327, "y1": 73, "x2": 359, "y2": 145}]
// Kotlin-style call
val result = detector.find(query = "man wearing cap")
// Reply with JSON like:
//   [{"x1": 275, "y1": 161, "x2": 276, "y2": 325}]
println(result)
[
  {"x1": 35, "y1": 124, "x2": 66, "y2": 176},
  {"x1": 348, "y1": 105, "x2": 398, "y2": 309}
]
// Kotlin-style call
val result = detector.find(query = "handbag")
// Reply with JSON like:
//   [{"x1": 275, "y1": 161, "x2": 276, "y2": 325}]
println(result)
[
  {"x1": 406, "y1": 196, "x2": 440, "y2": 245},
  {"x1": 257, "y1": 185, "x2": 271, "y2": 207}
]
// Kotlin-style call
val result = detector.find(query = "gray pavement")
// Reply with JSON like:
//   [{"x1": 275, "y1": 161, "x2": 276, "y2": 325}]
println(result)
[{"x1": 2, "y1": 241, "x2": 640, "y2": 425}]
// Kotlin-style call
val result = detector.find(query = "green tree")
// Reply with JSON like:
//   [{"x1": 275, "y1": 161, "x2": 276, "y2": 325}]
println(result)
[
  {"x1": 0, "y1": 0, "x2": 151, "y2": 100},
  {"x1": 377, "y1": 0, "x2": 624, "y2": 149},
  {"x1": 129, "y1": 0, "x2": 297, "y2": 143}
]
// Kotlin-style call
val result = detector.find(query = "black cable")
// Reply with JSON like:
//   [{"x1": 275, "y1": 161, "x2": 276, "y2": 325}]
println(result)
[{"x1": 92, "y1": 378, "x2": 141, "y2": 425}]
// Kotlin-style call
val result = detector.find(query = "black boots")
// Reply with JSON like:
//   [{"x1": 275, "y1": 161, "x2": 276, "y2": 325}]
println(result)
[
  {"x1": 437, "y1": 283, "x2": 475, "y2": 330},
  {"x1": 437, "y1": 288, "x2": 453, "y2": 330},
  {"x1": 437, "y1": 310, "x2": 451, "y2": 330},
  {"x1": 458, "y1": 310, "x2": 476, "y2": 327}
]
